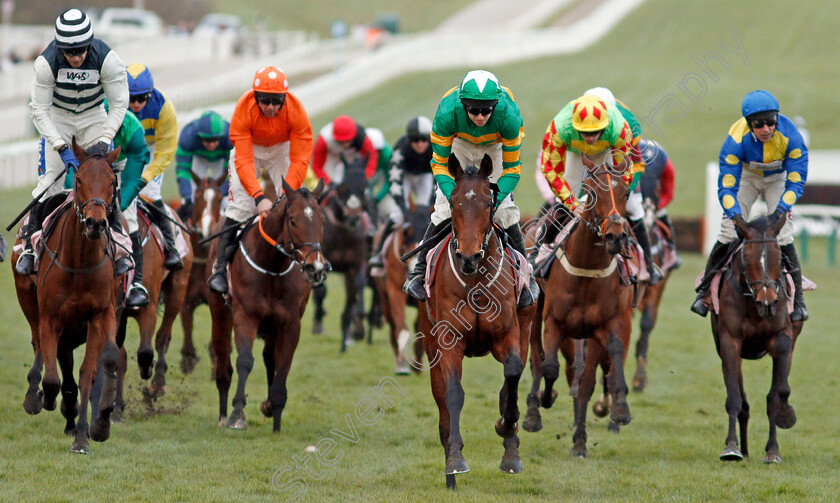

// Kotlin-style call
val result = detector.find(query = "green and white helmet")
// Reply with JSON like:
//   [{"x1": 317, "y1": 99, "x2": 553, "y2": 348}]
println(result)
[{"x1": 459, "y1": 70, "x2": 502, "y2": 105}]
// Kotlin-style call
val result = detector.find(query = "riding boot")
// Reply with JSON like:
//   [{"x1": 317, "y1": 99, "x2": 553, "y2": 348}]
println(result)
[
  {"x1": 368, "y1": 218, "x2": 395, "y2": 269},
  {"x1": 505, "y1": 223, "x2": 538, "y2": 308},
  {"x1": 630, "y1": 218, "x2": 662, "y2": 286},
  {"x1": 208, "y1": 217, "x2": 241, "y2": 294},
  {"x1": 781, "y1": 243, "x2": 809, "y2": 322},
  {"x1": 15, "y1": 202, "x2": 43, "y2": 275},
  {"x1": 657, "y1": 212, "x2": 682, "y2": 270},
  {"x1": 690, "y1": 240, "x2": 731, "y2": 317},
  {"x1": 109, "y1": 204, "x2": 133, "y2": 276},
  {"x1": 528, "y1": 207, "x2": 567, "y2": 268},
  {"x1": 402, "y1": 223, "x2": 436, "y2": 301},
  {"x1": 126, "y1": 231, "x2": 150, "y2": 307},
  {"x1": 152, "y1": 199, "x2": 184, "y2": 271}
]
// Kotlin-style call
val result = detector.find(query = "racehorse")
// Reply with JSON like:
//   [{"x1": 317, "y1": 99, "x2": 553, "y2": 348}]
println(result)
[
  {"x1": 371, "y1": 204, "x2": 430, "y2": 374},
  {"x1": 179, "y1": 172, "x2": 227, "y2": 374},
  {"x1": 631, "y1": 194, "x2": 676, "y2": 392},
  {"x1": 312, "y1": 155, "x2": 370, "y2": 352},
  {"x1": 524, "y1": 165, "x2": 636, "y2": 458},
  {"x1": 112, "y1": 202, "x2": 193, "y2": 419},
  {"x1": 13, "y1": 140, "x2": 122, "y2": 454},
  {"x1": 207, "y1": 178, "x2": 328, "y2": 432},
  {"x1": 416, "y1": 154, "x2": 535, "y2": 489},
  {"x1": 712, "y1": 214, "x2": 802, "y2": 463}
]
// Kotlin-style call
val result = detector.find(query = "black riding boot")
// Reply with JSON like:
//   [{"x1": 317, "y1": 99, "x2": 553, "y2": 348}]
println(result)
[
  {"x1": 403, "y1": 223, "x2": 437, "y2": 301},
  {"x1": 368, "y1": 218, "x2": 395, "y2": 269},
  {"x1": 126, "y1": 231, "x2": 150, "y2": 307},
  {"x1": 657, "y1": 212, "x2": 682, "y2": 270},
  {"x1": 109, "y1": 204, "x2": 133, "y2": 276},
  {"x1": 15, "y1": 202, "x2": 43, "y2": 275},
  {"x1": 781, "y1": 244, "x2": 809, "y2": 322},
  {"x1": 505, "y1": 223, "x2": 538, "y2": 308},
  {"x1": 630, "y1": 218, "x2": 662, "y2": 285},
  {"x1": 207, "y1": 217, "x2": 241, "y2": 294},
  {"x1": 152, "y1": 199, "x2": 184, "y2": 271},
  {"x1": 528, "y1": 206, "x2": 569, "y2": 267},
  {"x1": 690, "y1": 240, "x2": 731, "y2": 317}
]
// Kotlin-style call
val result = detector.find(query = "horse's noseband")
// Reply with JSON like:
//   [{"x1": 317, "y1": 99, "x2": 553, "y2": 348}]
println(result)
[
  {"x1": 72, "y1": 155, "x2": 117, "y2": 225},
  {"x1": 739, "y1": 238, "x2": 782, "y2": 299}
]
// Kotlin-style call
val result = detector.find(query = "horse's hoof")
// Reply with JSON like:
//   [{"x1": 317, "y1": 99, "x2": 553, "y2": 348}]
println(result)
[
  {"x1": 218, "y1": 416, "x2": 227, "y2": 428},
  {"x1": 495, "y1": 418, "x2": 518, "y2": 438},
  {"x1": 522, "y1": 410, "x2": 543, "y2": 433},
  {"x1": 720, "y1": 446, "x2": 744, "y2": 461},
  {"x1": 445, "y1": 452, "x2": 469, "y2": 475},
  {"x1": 70, "y1": 440, "x2": 90, "y2": 455},
  {"x1": 42, "y1": 393, "x2": 57, "y2": 412},
  {"x1": 23, "y1": 390, "x2": 43, "y2": 415},
  {"x1": 607, "y1": 420, "x2": 621, "y2": 433},
  {"x1": 110, "y1": 408, "x2": 124, "y2": 424},
  {"x1": 592, "y1": 400, "x2": 610, "y2": 418},
  {"x1": 260, "y1": 400, "x2": 273, "y2": 418},
  {"x1": 500, "y1": 451, "x2": 523, "y2": 474},
  {"x1": 344, "y1": 337, "x2": 355, "y2": 347},
  {"x1": 632, "y1": 371, "x2": 647, "y2": 393},
  {"x1": 312, "y1": 321, "x2": 323, "y2": 335},
  {"x1": 571, "y1": 446, "x2": 588, "y2": 458},
  {"x1": 89, "y1": 417, "x2": 110, "y2": 442},
  {"x1": 180, "y1": 353, "x2": 199, "y2": 374},
  {"x1": 764, "y1": 452, "x2": 783, "y2": 464},
  {"x1": 610, "y1": 402, "x2": 631, "y2": 425},
  {"x1": 227, "y1": 412, "x2": 247, "y2": 430},
  {"x1": 139, "y1": 367, "x2": 153, "y2": 381},
  {"x1": 775, "y1": 404, "x2": 797, "y2": 429},
  {"x1": 538, "y1": 389, "x2": 558, "y2": 409}
]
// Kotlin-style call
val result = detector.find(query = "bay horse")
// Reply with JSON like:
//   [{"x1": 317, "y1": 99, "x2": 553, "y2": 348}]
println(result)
[
  {"x1": 208, "y1": 178, "x2": 328, "y2": 431},
  {"x1": 524, "y1": 165, "x2": 636, "y2": 458},
  {"x1": 371, "y1": 204, "x2": 430, "y2": 374},
  {"x1": 712, "y1": 213, "x2": 802, "y2": 463},
  {"x1": 416, "y1": 154, "x2": 535, "y2": 490},
  {"x1": 179, "y1": 172, "x2": 227, "y2": 374},
  {"x1": 312, "y1": 156, "x2": 370, "y2": 352},
  {"x1": 112, "y1": 203, "x2": 193, "y2": 419},
  {"x1": 13, "y1": 140, "x2": 122, "y2": 454}
]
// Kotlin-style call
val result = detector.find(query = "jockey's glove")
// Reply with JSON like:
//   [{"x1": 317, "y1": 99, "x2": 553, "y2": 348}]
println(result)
[
  {"x1": 768, "y1": 208, "x2": 786, "y2": 226},
  {"x1": 58, "y1": 145, "x2": 79, "y2": 173}
]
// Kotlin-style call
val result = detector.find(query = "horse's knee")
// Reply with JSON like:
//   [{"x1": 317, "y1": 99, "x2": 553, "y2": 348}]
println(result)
[
  {"x1": 542, "y1": 358, "x2": 560, "y2": 382},
  {"x1": 640, "y1": 308, "x2": 654, "y2": 334},
  {"x1": 606, "y1": 334, "x2": 624, "y2": 357},
  {"x1": 101, "y1": 342, "x2": 119, "y2": 374},
  {"x1": 236, "y1": 350, "x2": 254, "y2": 374},
  {"x1": 504, "y1": 352, "x2": 523, "y2": 379},
  {"x1": 775, "y1": 332, "x2": 792, "y2": 354}
]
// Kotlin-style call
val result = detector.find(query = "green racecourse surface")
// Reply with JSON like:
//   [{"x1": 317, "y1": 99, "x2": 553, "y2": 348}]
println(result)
[{"x1": 2, "y1": 0, "x2": 840, "y2": 501}]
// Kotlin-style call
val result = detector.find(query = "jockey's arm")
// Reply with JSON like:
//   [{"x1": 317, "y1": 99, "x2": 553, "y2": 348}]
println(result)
[
  {"x1": 140, "y1": 99, "x2": 177, "y2": 183},
  {"x1": 540, "y1": 121, "x2": 577, "y2": 211},
  {"x1": 174, "y1": 143, "x2": 195, "y2": 201},
  {"x1": 119, "y1": 124, "x2": 151, "y2": 211},
  {"x1": 311, "y1": 135, "x2": 330, "y2": 184},
  {"x1": 777, "y1": 129, "x2": 809, "y2": 214},
  {"x1": 29, "y1": 57, "x2": 65, "y2": 150},
  {"x1": 98, "y1": 51, "x2": 128, "y2": 145},
  {"x1": 717, "y1": 135, "x2": 745, "y2": 218},
  {"x1": 284, "y1": 96, "x2": 313, "y2": 190}
]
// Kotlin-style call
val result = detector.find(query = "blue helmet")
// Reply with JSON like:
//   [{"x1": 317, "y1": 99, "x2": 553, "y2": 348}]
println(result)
[
  {"x1": 196, "y1": 111, "x2": 226, "y2": 140},
  {"x1": 741, "y1": 90, "x2": 779, "y2": 119},
  {"x1": 126, "y1": 63, "x2": 154, "y2": 95}
]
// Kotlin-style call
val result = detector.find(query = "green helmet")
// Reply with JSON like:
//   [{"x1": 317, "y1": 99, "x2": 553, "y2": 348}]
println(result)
[
  {"x1": 459, "y1": 70, "x2": 502, "y2": 104},
  {"x1": 196, "y1": 111, "x2": 226, "y2": 140}
]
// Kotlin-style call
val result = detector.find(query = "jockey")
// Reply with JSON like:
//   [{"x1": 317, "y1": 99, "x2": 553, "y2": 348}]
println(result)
[
  {"x1": 691, "y1": 90, "x2": 809, "y2": 321},
  {"x1": 311, "y1": 115, "x2": 379, "y2": 184},
  {"x1": 368, "y1": 116, "x2": 435, "y2": 268},
  {"x1": 402, "y1": 70, "x2": 538, "y2": 308},
  {"x1": 17, "y1": 8, "x2": 129, "y2": 276},
  {"x1": 175, "y1": 111, "x2": 234, "y2": 220},
  {"x1": 637, "y1": 138, "x2": 681, "y2": 270},
  {"x1": 537, "y1": 92, "x2": 662, "y2": 285},
  {"x1": 207, "y1": 66, "x2": 313, "y2": 294},
  {"x1": 365, "y1": 126, "x2": 394, "y2": 225},
  {"x1": 126, "y1": 63, "x2": 183, "y2": 271}
]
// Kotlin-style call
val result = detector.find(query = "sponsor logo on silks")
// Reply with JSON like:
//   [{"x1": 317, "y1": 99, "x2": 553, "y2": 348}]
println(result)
[{"x1": 57, "y1": 68, "x2": 101, "y2": 85}]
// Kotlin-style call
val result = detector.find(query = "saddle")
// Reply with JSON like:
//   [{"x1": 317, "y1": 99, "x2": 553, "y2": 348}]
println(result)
[{"x1": 136, "y1": 203, "x2": 190, "y2": 260}]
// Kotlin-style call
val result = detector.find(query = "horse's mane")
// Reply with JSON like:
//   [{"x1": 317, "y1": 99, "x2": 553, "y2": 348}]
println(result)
[
  {"x1": 86, "y1": 142, "x2": 110, "y2": 157},
  {"x1": 747, "y1": 216, "x2": 770, "y2": 234}
]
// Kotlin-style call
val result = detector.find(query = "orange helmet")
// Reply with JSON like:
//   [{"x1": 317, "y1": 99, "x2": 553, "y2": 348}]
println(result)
[
  {"x1": 253, "y1": 66, "x2": 288, "y2": 94},
  {"x1": 572, "y1": 94, "x2": 609, "y2": 132}
]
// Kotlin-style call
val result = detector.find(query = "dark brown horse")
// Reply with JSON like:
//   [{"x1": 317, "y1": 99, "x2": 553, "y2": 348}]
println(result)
[
  {"x1": 112, "y1": 203, "x2": 193, "y2": 419},
  {"x1": 712, "y1": 214, "x2": 802, "y2": 463},
  {"x1": 312, "y1": 158, "x2": 369, "y2": 352},
  {"x1": 416, "y1": 155, "x2": 535, "y2": 489},
  {"x1": 524, "y1": 166, "x2": 636, "y2": 458},
  {"x1": 179, "y1": 172, "x2": 227, "y2": 374},
  {"x1": 208, "y1": 179, "x2": 328, "y2": 431},
  {"x1": 13, "y1": 140, "x2": 122, "y2": 454},
  {"x1": 371, "y1": 204, "x2": 429, "y2": 374}
]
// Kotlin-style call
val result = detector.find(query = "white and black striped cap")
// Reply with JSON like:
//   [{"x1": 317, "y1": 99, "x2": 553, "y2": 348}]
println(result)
[{"x1": 54, "y1": 9, "x2": 93, "y2": 49}]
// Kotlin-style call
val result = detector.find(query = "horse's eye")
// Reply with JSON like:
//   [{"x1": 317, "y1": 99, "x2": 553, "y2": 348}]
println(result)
[{"x1": 289, "y1": 217, "x2": 296, "y2": 226}]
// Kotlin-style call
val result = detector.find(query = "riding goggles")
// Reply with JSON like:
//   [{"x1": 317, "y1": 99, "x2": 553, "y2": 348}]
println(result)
[
  {"x1": 465, "y1": 105, "x2": 495, "y2": 117},
  {"x1": 129, "y1": 93, "x2": 151, "y2": 103},
  {"x1": 255, "y1": 92, "x2": 287, "y2": 108},
  {"x1": 61, "y1": 45, "x2": 89, "y2": 57},
  {"x1": 750, "y1": 118, "x2": 777, "y2": 129}
]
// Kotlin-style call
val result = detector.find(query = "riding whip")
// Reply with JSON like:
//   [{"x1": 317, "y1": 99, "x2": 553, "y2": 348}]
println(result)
[{"x1": 6, "y1": 170, "x2": 66, "y2": 231}]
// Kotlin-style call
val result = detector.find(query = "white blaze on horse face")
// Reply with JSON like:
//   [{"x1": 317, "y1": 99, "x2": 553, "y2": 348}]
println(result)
[
  {"x1": 760, "y1": 247, "x2": 767, "y2": 272},
  {"x1": 465, "y1": 189, "x2": 476, "y2": 200},
  {"x1": 347, "y1": 195, "x2": 362, "y2": 210},
  {"x1": 304, "y1": 206, "x2": 314, "y2": 221},
  {"x1": 202, "y1": 188, "x2": 216, "y2": 237}
]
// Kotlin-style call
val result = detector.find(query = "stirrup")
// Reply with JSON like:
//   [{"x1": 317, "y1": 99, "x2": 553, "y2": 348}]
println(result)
[
  {"x1": 690, "y1": 293, "x2": 709, "y2": 317},
  {"x1": 208, "y1": 268, "x2": 228, "y2": 294},
  {"x1": 368, "y1": 254, "x2": 384, "y2": 268},
  {"x1": 15, "y1": 248, "x2": 36, "y2": 275},
  {"x1": 126, "y1": 282, "x2": 150, "y2": 307},
  {"x1": 790, "y1": 303, "x2": 809, "y2": 322}
]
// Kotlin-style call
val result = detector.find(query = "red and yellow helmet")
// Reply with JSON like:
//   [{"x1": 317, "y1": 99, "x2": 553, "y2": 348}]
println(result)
[
  {"x1": 253, "y1": 66, "x2": 288, "y2": 94},
  {"x1": 572, "y1": 95, "x2": 609, "y2": 132}
]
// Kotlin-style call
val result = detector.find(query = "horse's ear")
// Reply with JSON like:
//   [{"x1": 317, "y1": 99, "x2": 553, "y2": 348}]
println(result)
[
  {"x1": 281, "y1": 177, "x2": 295, "y2": 198},
  {"x1": 447, "y1": 155, "x2": 463, "y2": 179},
  {"x1": 312, "y1": 178, "x2": 326, "y2": 200},
  {"x1": 71, "y1": 136, "x2": 86, "y2": 163},
  {"x1": 106, "y1": 145, "x2": 121, "y2": 165},
  {"x1": 732, "y1": 214, "x2": 750, "y2": 239},
  {"x1": 478, "y1": 154, "x2": 493, "y2": 179}
]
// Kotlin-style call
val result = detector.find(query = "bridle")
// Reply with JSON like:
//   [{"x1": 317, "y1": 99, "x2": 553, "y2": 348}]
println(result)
[
  {"x1": 72, "y1": 155, "x2": 118, "y2": 227},
  {"x1": 577, "y1": 167, "x2": 626, "y2": 238},
  {"x1": 450, "y1": 180, "x2": 497, "y2": 260},
  {"x1": 736, "y1": 237, "x2": 782, "y2": 299}
]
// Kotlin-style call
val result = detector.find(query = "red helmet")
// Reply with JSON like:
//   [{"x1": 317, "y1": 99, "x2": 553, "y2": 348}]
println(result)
[
  {"x1": 332, "y1": 115, "x2": 357, "y2": 142},
  {"x1": 253, "y1": 66, "x2": 288, "y2": 94}
]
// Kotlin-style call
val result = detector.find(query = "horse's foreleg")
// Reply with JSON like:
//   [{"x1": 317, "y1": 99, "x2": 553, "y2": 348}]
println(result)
[
  {"x1": 57, "y1": 340, "x2": 78, "y2": 435},
  {"x1": 571, "y1": 340, "x2": 602, "y2": 458},
  {"x1": 151, "y1": 277, "x2": 185, "y2": 395},
  {"x1": 260, "y1": 337, "x2": 277, "y2": 419},
  {"x1": 605, "y1": 331, "x2": 631, "y2": 426},
  {"x1": 633, "y1": 305, "x2": 655, "y2": 392},
  {"x1": 497, "y1": 347, "x2": 524, "y2": 475},
  {"x1": 210, "y1": 306, "x2": 233, "y2": 425},
  {"x1": 228, "y1": 317, "x2": 257, "y2": 430},
  {"x1": 312, "y1": 284, "x2": 326, "y2": 335},
  {"x1": 23, "y1": 352, "x2": 44, "y2": 415},
  {"x1": 428, "y1": 362, "x2": 456, "y2": 489},
  {"x1": 179, "y1": 299, "x2": 200, "y2": 374},
  {"x1": 38, "y1": 318, "x2": 60, "y2": 412},
  {"x1": 135, "y1": 306, "x2": 157, "y2": 381},
  {"x1": 718, "y1": 334, "x2": 745, "y2": 461},
  {"x1": 268, "y1": 321, "x2": 301, "y2": 433},
  {"x1": 765, "y1": 331, "x2": 795, "y2": 463},
  {"x1": 539, "y1": 315, "x2": 561, "y2": 409},
  {"x1": 90, "y1": 314, "x2": 118, "y2": 444}
]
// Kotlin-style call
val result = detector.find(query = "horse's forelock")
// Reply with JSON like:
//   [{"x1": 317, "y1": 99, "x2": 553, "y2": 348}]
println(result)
[
  {"x1": 749, "y1": 216, "x2": 770, "y2": 234},
  {"x1": 85, "y1": 142, "x2": 110, "y2": 157},
  {"x1": 462, "y1": 165, "x2": 479, "y2": 178}
]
